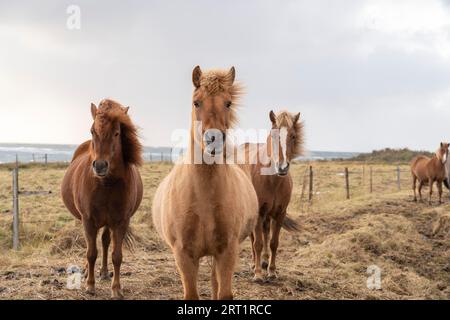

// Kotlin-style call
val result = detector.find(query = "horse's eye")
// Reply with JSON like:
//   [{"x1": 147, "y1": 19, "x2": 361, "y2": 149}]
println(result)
[
  {"x1": 291, "y1": 134, "x2": 296, "y2": 139},
  {"x1": 193, "y1": 101, "x2": 200, "y2": 108},
  {"x1": 90, "y1": 128, "x2": 95, "y2": 135},
  {"x1": 115, "y1": 132, "x2": 119, "y2": 137},
  {"x1": 225, "y1": 101, "x2": 232, "y2": 108}
]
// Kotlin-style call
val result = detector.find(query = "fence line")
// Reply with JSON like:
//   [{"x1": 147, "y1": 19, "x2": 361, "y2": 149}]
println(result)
[
  {"x1": 303, "y1": 165, "x2": 411, "y2": 203},
  {"x1": 5, "y1": 161, "x2": 413, "y2": 249}
]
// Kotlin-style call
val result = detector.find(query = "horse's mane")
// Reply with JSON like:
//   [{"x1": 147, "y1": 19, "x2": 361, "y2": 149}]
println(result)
[
  {"x1": 275, "y1": 111, "x2": 304, "y2": 158},
  {"x1": 198, "y1": 69, "x2": 243, "y2": 127},
  {"x1": 96, "y1": 99, "x2": 143, "y2": 166}
]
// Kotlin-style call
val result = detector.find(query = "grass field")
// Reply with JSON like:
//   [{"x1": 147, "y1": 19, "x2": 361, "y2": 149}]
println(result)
[{"x1": 0, "y1": 161, "x2": 448, "y2": 299}]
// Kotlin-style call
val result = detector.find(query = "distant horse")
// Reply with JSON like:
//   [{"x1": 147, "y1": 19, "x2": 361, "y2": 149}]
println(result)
[
  {"x1": 411, "y1": 142, "x2": 449, "y2": 205},
  {"x1": 152, "y1": 66, "x2": 258, "y2": 300},
  {"x1": 61, "y1": 99, "x2": 143, "y2": 299},
  {"x1": 239, "y1": 110, "x2": 303, "y2": 281}
]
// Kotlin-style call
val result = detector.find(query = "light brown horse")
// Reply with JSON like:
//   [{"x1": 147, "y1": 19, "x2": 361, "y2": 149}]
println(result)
[
  {"x1": 61, "y1": 99, "x2": 143, "y2": 299},
  {"x1": 152, "y1": 66, "x2": 258, "y2": 300},
  {"x1": 240, "y1": 110, "x2": 304, "y2": 281},
  {"x1": 411, "y1": 142, "x2": 449, "y2": 205}
]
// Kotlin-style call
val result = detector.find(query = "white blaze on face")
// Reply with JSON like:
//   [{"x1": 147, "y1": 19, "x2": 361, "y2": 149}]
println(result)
[
  {"x1": 443, "y1": 151, "x2": 448, "y2": 164},
  {"x1": 279, "y1": 127, "x2": 288, "y2": 170}
]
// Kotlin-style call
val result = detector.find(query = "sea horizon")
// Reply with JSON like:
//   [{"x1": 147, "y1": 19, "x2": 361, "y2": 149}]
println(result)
[{"x1": 0, "y1": 142, "x2": 361, "y2": 164}]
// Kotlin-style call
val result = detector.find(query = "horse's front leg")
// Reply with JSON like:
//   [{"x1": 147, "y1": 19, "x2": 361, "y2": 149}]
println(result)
[
  {"x1": 261, "y1": 216, "x2": 271, "y2": 271},
  {"x1": 252, "y1": 218, "x2": 264, "y2": 282},
  {"x1": 111, "y1": 223, "x2": 128, "y2": 299},
  {"x1": 100, "y1": 227, "x2": 111, "y2": 280},
  {"x1": 215, "y1": 241, "x2": 238, "y2": 300},
  {"x1": 268, "y1": 214, "x2": 284, "y2": 279},
  {"x1": 83, "y1": 221, "x2": 98, "y2": 295},
  {"x1": 437, "y1": 180, "x2": 443, "y2": 204}
]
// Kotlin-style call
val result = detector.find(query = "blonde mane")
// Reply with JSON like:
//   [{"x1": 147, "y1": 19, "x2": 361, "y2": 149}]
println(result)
[
  {"x1": 275, "y1": 110, "x2": 304, "y2": 158},
  {"x1": 197, "y1": 69, "x2": 243, "y2": 128}
]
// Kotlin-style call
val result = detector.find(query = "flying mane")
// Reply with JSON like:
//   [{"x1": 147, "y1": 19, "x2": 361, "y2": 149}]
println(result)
[
  {"x1": 197, "y1": 69, "x2": 243, "y2": 128},
  {"x1": 94, "y1": 99, "x2": 143, "y2": 166},
  {"x1": 275, "y1": 110, "x2": 304, "y2": 158}
]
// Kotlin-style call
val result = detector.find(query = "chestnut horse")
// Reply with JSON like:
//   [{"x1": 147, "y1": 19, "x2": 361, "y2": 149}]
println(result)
[
  {"x1": 152, "y1": 66, "x2": 258, "y2": 300},
  {"x1": 411, "y1": 142, "x2": 449, "y2": 205},
  {"x1": 61, "y1": 99, "x2": 143, "y2": 299},
  {"x1": 239, "y1": 110, "x2": 303, "y2": 281}
]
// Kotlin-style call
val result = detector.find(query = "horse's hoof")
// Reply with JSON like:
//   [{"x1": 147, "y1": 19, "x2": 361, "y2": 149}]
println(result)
[
  {"x1": 267, "y1": 271, "x2": 278, "y2": 280},
  {"x1": 261, "y1": 261, "x2": 269, "y2": 270},
  {"x1": 99, "y1": 271, "x2": 111, "y2": 281},
  {"x1": 111, "y1": 289, "x2": 124, "y2": 300},
  {"x1": 85, "y1": 286, "x2": 95, "y2": 296},
  {"x1": 253, "y1": 275, "x2": 264, "y2": 283}
]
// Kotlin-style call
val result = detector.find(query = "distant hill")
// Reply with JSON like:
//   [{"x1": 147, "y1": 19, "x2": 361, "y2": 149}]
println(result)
[{"x1": 349, "y1": 148, "x2": 434, "y2": 164}]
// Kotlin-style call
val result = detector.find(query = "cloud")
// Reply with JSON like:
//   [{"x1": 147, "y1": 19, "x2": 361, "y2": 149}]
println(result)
[{"x1": 1, "y1": 0, "x2": 450, "y2": 152}]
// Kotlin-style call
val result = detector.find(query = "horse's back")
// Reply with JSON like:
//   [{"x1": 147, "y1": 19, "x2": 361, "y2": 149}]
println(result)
[{"x1": 411, "y1": 155, "x2": 430, "y2": 180}]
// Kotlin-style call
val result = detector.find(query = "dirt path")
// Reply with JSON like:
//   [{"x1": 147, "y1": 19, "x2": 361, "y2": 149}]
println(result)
[{"x1": 1, "y1": 195, "x2": 448, "y2": 299}]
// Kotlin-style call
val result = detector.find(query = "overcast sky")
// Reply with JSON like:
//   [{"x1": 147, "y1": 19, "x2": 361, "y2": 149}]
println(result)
[{"x1": 1, "y1": 0, "x2": 450, "y2": 152}]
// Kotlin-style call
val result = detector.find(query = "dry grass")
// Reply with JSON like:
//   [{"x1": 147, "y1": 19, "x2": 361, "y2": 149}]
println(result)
[{"x1": 0, "y1": 161, "x2": 448, "y2": 299}]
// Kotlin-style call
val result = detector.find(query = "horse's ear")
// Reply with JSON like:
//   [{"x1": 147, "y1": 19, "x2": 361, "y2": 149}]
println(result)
[
  {"x1": 294, "y1": 112, "x2": 301, "y2": 123},
  {"x1": 124, "y1": 106, "x2": 129, "y2": 114},
  {"x1": 192, "y1": 65, "x2": 202, "y2": 88},
  {"x1": 269, "y1": 110, "x2": 276, "y2": 125},
  {"x1": 91, "y1": 103, "x2": 97, "y2": 120},
  {"x1": 228, "y1": 66, "x2": 236, "y2": 85}
]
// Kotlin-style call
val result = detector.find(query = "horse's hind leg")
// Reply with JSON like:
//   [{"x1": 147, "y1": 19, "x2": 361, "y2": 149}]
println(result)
[
  {"x1": 418, "y1": 181, "x2": 424, "y2": 202},
  {"x1": 100, "y1": 227, "x2": 111, "y2": 280},
  {"x1": 83, "y1": 222, "x2": 99, "y2": 295},
  {"x1": 412, "y1": 176, "x2": 417, "y2": 202},
  {"x1": 111, "y1": 224, "x2": 127, "y2": 299},
  {"x1": 268, "y1": 214, "x2": 284, "y2": 279},
  {"x1": 261, "y1": 216, "x2": 271, "y2": 271},
  {"x1": 215, "y1": 242, "x2": 238, "y2": 300}
]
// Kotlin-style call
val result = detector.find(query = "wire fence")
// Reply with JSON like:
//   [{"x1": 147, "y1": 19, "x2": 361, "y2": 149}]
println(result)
[{"x1": 0, "y1": 160, "x2": 417, "y2": 250}]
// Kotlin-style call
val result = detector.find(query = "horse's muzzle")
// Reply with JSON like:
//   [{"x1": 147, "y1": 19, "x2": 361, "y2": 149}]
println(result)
[
  {"x1": 92, "y1": 160, "x2": 109, "y2": 177},
  {"x1": 277, "y1": 163, "x2": 290, "y2": 176}
]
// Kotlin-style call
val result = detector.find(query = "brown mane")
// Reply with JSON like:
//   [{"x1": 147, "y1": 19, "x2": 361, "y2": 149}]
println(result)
[
  {"x1": 274, "y1": 110, "x2": 304, "y2": 158},
  {"x1": 95, "y1": 99, "x2": 143, "y2": 166}
]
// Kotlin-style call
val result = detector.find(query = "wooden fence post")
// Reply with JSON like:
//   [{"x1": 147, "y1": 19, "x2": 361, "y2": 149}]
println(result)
[
  {"x1": 308, "y1": 165, "x2": 313, "y2": 202},
  {"x1": 12, "y1": 167, "x2": 19, "y2": 250},
  {"x1": 369, "y1": 167, "x2": 373, "y2": 193},
  {"x1": 362, "y1": 165, "x2": 365, "y2": 186},
  {"x1": 397, "y1": 166, "x2": 401, "y2": 191},
  {"x1": 345, "y1": 167, "x2": 350, "y2": 199}
]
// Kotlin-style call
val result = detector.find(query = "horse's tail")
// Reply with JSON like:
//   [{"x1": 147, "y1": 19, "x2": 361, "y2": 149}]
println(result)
[
  {"x1": 124, "y1": 226, "x2": 136, "y2": 252},
  {"x1": 282, "y1": 215, "x2": 300, "y2": 233},
  {"x1": 444, "y1": 178, "x2": 450, "y2": 190}
]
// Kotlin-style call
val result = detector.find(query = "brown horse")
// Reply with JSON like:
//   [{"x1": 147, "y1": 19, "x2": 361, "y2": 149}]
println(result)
[
  {"x1": 152, "y1": 66, "x2": 258, "y2": 300},
  {"x1": 239, "y1": 110, "x2": 304, "y2": 281},
  {"x1": 411, "y1": 142, "x2": 449, "y2": 205},
  {"x1": 61, "y1": 99, "x2": 143, "y2": 299}
]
